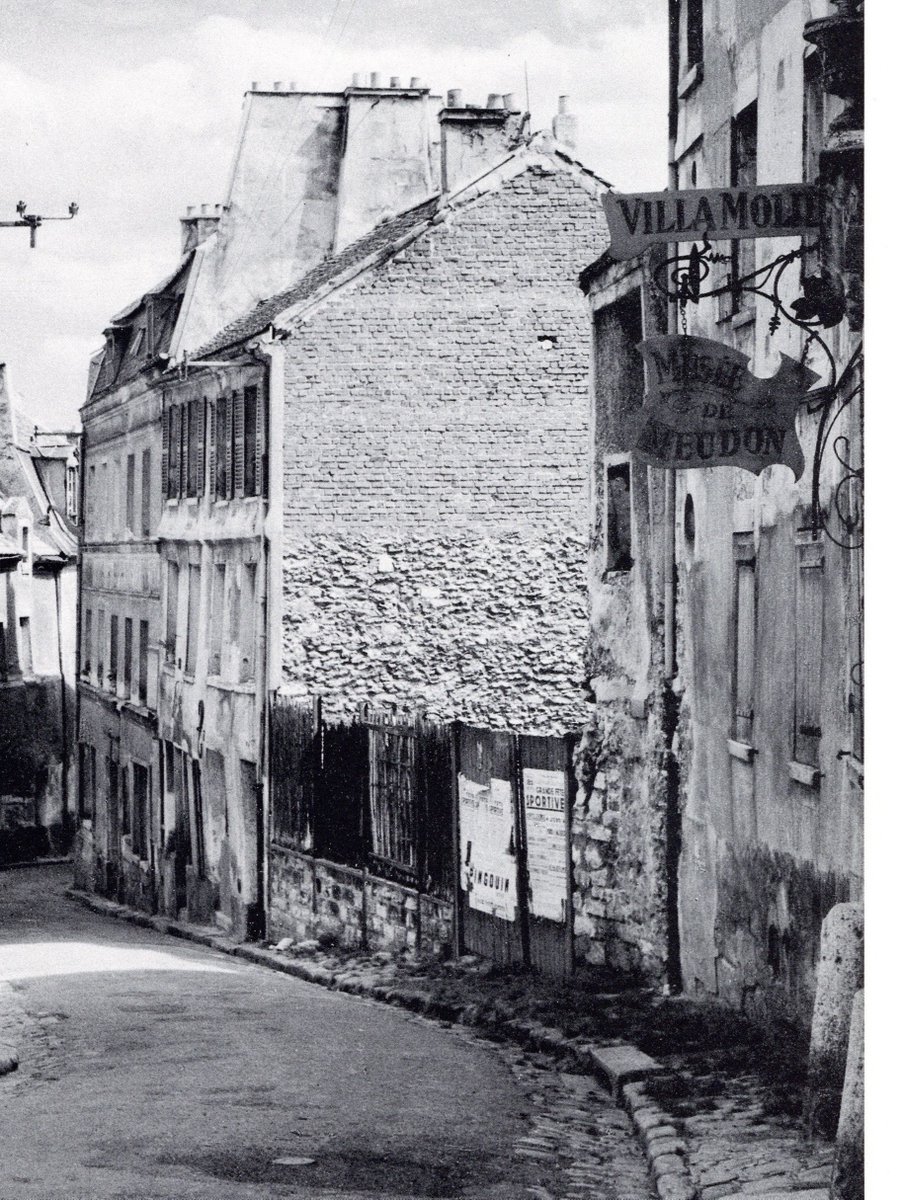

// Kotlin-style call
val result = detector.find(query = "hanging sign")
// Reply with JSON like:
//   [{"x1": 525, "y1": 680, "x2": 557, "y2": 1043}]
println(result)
[
  {"x1": 522, "y1": 768, "x2": 568, "y2": 923},
  {"x1": 602, "y1": 184, "x2": 821, "y2": 260},
  {"x1": 628, "y1": 335, "x2": 818, "y2": 477},
  {"x1": 458, "y1": 774, "x2": 517, "y2": 922}
]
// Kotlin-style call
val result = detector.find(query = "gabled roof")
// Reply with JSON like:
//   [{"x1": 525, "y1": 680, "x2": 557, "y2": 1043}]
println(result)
[{"x1": 196, "y1": 135, "x2": 611, "y2": 359}]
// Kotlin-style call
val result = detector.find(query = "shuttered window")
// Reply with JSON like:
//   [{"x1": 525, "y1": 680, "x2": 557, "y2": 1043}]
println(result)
[
  {"x1": 161, "y1": 401, "x2": 169, "y2": 496},
  {"x1": 141, "y1": 448, "x2": 152, "y2": 535},
  {"x1": 733, "y1": 535, "x2": 756, "y2": 744},
  {"x1": 223, "y1": 392, "x2": 234, "y2": 500},
  {"x1": 185, "y1": 400, "x2": 197, "y2": 496},
  {"x1": 125, "y1": 454, "x2": 136, "y2": 532},
  {"x1": 109, "y1": 614, "x2": 119, "y2": 692},
  {"x1": 195, "y1": 398, "x2": 206, "y2": 497},
  {"x1": 123, "y1": 616, "x2": 133, "y2": 698},
  {"x1": 138, "y1": 619, "x2": 149, "y2": 705},
  {"x1": 794, "y1": 539, "x2": 825, "y2": 768},
  {"x1": 232, "y1": 389, "x2": 245, "y2": 499},
  {"x1": 179, "y1": 403, "x2": 189, "y2": 497},
  {"x1": 216, "y1": 395, "x2": 229, "y2": 499},
  {"x1": 244, "y1": 385, "x2": 261, "y2": 496}
]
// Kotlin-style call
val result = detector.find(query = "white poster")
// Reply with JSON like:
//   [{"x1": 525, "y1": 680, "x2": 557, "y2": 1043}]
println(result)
[
  {"x1": 458, "y1": 774, "x2": 517, "y2": 922},
  {"x1": 522, "y1": 767, "x2": 568, "y2": 923}
]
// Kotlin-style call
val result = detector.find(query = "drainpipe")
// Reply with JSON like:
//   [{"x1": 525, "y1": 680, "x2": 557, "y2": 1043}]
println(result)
[
  {"x1": 250, "y1": 327, "x2": 287, "y2": 940},
  {"x1": 662, "y1": 0, "x2": 683, "y2": 994}
]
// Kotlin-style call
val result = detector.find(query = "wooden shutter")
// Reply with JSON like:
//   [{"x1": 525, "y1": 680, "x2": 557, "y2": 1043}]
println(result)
[
  {"x1": 179, "y1": 404, "x2": 189, "y2": 497},
  {"x1": 233, "y1": 388, "x2": 245, "y2": 499},
  {"x1": 733, "y1": 535, "x2": 756, "y2": 744},
  {"x1": 195, "y1": 398, "x2": 206, "y2": 497},
  {"x1": 794, "y1": 539, "x2": 825, "y2": 766},
  {"x1": 244, "y1": 385, "x2": 259, "y2": 496},
  {"x1": 161, "y1": 400, "x2": 170, "y2": 497},
  {"x1": 224, "y1": 392, "x2": 234, "y2": 500}
]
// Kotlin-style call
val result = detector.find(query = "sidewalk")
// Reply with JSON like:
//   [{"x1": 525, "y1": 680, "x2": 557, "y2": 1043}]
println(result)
[{"x1": 65, "y1": 887, "x2": 835, "y2": 1200}]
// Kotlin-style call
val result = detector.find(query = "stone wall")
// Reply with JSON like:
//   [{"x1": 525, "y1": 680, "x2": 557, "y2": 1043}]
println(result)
[
  {"x1": 269, "y1": 845, "x2": 453, "y2": 957},
  {"x1": 280, "y1": 164, "x2": 607, "y2": 735}
]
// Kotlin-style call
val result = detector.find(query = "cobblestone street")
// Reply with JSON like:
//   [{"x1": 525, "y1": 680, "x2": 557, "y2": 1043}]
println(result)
[{"x1": 1, "y1": 865, "x2": 653, "y2": 1199}]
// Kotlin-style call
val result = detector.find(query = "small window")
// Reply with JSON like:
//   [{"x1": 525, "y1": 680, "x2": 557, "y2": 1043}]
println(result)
[
  {"x1": 19, "y1": 616, "x2": 33, "y2": 675},
  {"x1": 138, "y1": 619, "x2": 149, "y2": 706},
  {"x1": 686, "y1": 0, "x2": 704, "y2": 70},
  {"x1": 732, "y1": 535, "x2": 756, "y2": 745},
  {"x1": 794, "y1": 538, "x2": 825, "y2": 770},
  {"x1": 606, "y1": 461, "x2": 633, "y2": 571}
]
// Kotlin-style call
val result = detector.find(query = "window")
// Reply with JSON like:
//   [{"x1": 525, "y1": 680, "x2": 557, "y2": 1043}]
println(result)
[
  {"x1": 82, "y1": 609, "x2": 92, "y2": 677},
  {"x1": 138, "y1": 619, "x2": 149, "y2": 706},
  {"x1": 165, "y1": 562, "x2": 179, "y2": 665},
  {"x1": 185, "y1": 563, "x2": 201, "y2": 675},
  {"x1": 109, "y1": 614, "x2": 119, "y2": 691},
  {"x1": 215, "y1": 394, "x2": 229, "y2": 499},
  {"x1": 193, "y1": 399, "x2": 205, "y2": 498},
  {"x1": 96, "y1": 609, "x2": 105, "y2": 685},
  {"x1": 232, "y1": 389, "x2": 245, "y2": 499},
  {"x1": 123, "y1": 617, "x2": 133, "y2": 698},
  {"x1": 166, "y1": 406, "x2": 180, "y2": 499},
  {"x1": 606, "y1": 461, "x2": 633, "y2": 571},
  {"x1": 141, "y1": 449, "x2": 152, "y2": 536},
  {"x1": 18, "y1": 617, "x2": 33, "y2": 675},
  {"x1": 125, "y1": 454, "x2": 136, "y2": 533},
  {"x1": 686, "y1": 0, "x2": 703, "y2": 70},
  {"x1": 732, "y1": 535, "x2": 756, "y2": 745},
  {"x1": 729, "y1": 102, "x2": 758, "y2": 315},
  {"x1": 794, "y1": 538, "x2": 825, "y2": 770},
  {"x1": 21, "y1": 526, "x2": 30, "y2": 573},
  {"x1": 185, "y1": 401, "x2": 197, "y2": 497},
  {"x1": 79, "y1": 743, "x2": 96, "y2": 822},
  {"x1": 66, "y1": 465, "x2": 78, "y2": 521},
  {"x1": 229, "y1": 564, "x2": 241, "y2": 647},
  {"x1": 239, "y1": 562, "x2": 257, "y2": 682},
  {"x1": 192, "y1": 760, "x2": 206, "y2": 879},
  {"x1": 368, "y1": 727, "x2": 417, "y2": 874},
  {"x1": 244, "y1": 385, "x2": 262, "y2": 496},
  {"x1": 209, "y1": 562, "x2": 226, "y2": 675},
  {"x1": 132, "y1": 762, "x2": 149, "y2": 861}
]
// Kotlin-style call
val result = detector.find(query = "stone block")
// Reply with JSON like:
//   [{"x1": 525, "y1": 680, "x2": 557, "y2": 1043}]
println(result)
[{"x1": 589, "y1": 1044, "x2": 667, "y2": 1094}]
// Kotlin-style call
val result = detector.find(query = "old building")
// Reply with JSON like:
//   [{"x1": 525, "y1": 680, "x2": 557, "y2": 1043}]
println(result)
[
  {"x1": 76, "y1": 77, "x2": 613, "y2": 950},
  {"x1": 0, "y1": 364, "x2": 78, "y2": 861},
  {"x1": 578, "y1": 0, "x2": 863, "y2": 1028}
]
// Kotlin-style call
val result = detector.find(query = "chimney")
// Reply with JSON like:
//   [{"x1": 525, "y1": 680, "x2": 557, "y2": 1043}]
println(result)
[
  {"x1": 332, "y1": 75, "x2": 436, "y2": 251},
  {"x1": 552, "y1": 95, "x2": 577, "y2": 152},
  {"x1": 439, "y1": 91, "x2": 523, "y2": 194},
  {"x1": 180, "y1": 202, "x2": 222, "y2": 254}
]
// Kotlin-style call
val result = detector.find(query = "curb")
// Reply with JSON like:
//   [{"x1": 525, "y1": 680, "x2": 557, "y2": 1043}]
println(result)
[
  {"x1": 65, "y1": 886, "x2": 699, "y2": 1199},
  {"x1": 1, "y1": 856, "x2": 72, "y2": 873}
]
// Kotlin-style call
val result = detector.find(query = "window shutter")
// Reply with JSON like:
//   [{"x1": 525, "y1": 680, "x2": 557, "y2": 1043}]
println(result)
[
  {"x1": 233, "y1": 388, "x2": 245, "y2": 499},
  {"x1": 255, "y1": 386, "x2": 265, "y2": 498},
  {"x1": 195, "y1": 398, "x2": 206, "y2": 497},
  {"x1": 224, "y1": 392, "x2": 234, "y2": 499},
  {"x1": 161, "y1": 401, "x2": 170, "y2": 497},
  {"x1": 179, "y1": 405, "x2": 189, "y2": 497}
]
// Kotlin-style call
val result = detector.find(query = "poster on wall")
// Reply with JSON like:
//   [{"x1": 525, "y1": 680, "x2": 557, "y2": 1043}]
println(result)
[
  {"x1": 522, "y1": 768, "x2": 569, "y2": 923},
  {"x1": 458, "y1": 774, "x2": 517, "y2": 922}
]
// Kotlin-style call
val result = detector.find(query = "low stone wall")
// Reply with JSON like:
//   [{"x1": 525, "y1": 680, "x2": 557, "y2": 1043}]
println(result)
[{"x1": 269, "y1": 843, "x2": 453, "y2": 956}]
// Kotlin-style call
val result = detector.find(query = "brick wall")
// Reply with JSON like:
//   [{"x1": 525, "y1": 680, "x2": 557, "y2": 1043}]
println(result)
[{"x1": 281, "y1": 165, "x2": 606, "y2": 734}]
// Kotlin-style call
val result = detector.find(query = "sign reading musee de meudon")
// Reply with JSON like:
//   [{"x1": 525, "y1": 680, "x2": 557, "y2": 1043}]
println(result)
[
  {"x1": 602, "y1": 184, "x2": 821, "y2": 260},
  {"x1": 629, "y1": 336, "x2": 818, "y2": 477}
]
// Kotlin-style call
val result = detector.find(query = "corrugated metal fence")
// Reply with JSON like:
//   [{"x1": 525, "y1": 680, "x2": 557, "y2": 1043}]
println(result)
[{"x1": 270, "y1": 697, "x2": 576, "y2": 978}]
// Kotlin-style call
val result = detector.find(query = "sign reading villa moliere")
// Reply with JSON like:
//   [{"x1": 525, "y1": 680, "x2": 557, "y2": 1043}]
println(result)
[
  {"x1": 602, "y1": 184, "x2": 821, "y2": 260},
  {"x1": 629, "y1": 335, "x2": 817, "y2": 477}
]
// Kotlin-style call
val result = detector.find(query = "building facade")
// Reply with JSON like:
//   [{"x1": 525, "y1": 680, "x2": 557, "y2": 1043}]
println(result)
[
  {"x1": 0, "y1": 365, "x2": 78, "y2": 862},
  {"x1": 579, "y1": 0, "x2": 863, "y2": 1027}
]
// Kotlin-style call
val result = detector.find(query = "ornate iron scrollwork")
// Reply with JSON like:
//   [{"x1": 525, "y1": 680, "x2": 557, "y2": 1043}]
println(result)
[{"x1": 651, "y1": 237, "x2": 862, "y2": 550}]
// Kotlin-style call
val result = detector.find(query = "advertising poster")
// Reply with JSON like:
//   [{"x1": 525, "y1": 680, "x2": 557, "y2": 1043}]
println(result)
[
  {"x1": 522, "y1": 767, "x2": 568, "y2": 923},
  {"x1": 458, "y1": 774, "x2": 517, "y2": 922}
]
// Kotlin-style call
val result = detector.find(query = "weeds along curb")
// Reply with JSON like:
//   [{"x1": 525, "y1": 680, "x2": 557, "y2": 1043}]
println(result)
[{"x1": 65, "y1": 887, "x2": 699, "y2": 1199}]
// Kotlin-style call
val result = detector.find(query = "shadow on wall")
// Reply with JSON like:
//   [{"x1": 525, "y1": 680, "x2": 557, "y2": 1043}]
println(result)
[{"x1": 0, "y1": 679, "x2": 76, "y2": 863}]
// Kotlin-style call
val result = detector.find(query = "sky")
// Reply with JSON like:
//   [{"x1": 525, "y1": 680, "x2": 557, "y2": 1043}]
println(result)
[{"x1": 0, "y1": 0, "x2": 667, "y2": 428}]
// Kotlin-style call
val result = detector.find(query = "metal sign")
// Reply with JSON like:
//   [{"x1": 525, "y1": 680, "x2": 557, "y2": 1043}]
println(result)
[
  {"x1": 628, "y1": 335, "x2": 818, "y2": 477},
  {"x1": 602, "y1": 184, "x2": 821, "y2": 260}
]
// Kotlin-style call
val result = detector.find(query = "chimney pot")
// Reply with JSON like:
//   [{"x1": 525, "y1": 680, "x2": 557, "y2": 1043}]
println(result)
[
  {"x1": 410, "y1": 76, "x2": 422, "y2": 88},
  {"x1": 186, "y1": 205, "x2": 195, "y2": 217},
  {"x1": 352, "y1": 72, "x2": 362, "y2": 86},
  {"x1": 289, "y1": 80, "x2": 297, "y2": 90},
  {"x1": 503, "y1": 92, "x2": 517, "y2": 110},
  {"x1": 558, "y1": 95, "x2": 570, "y2": 114},
  {"x1": 201, "y1": 203, "x2": 208, "y2": 215},
  {"x1": 370, "y1": 72, "x2": 382, "y2": 87},
  {"x1": 487, "y1": 93, "x2": 502, "y2": 109},
  {"x1": 390, "y1": 75, "x2": 400, "y2": 88},
  {"x1": 273, "y1": 81, "x2": 282, "y2": 91},
  {"x1": 250, "y1": 81, "x2": 258, "y2": 91},
  {"x1": 447, "y1": 88, "x2": 463, "y2": 107},
  {"x1": 552, "y1": 98, "x2": 577, "y2": 151}
]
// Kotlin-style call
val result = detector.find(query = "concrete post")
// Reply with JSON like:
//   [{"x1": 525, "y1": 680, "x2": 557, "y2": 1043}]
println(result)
[
  {"x1": 830, "y1": 988, "x2": 863, "y2": 1200},
  {"x1": 806, "y1": 902, "x2": 864, "y2": 1135}
]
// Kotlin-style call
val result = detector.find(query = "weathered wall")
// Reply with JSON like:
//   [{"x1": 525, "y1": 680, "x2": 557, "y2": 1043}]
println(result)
[
  {"x1": 281, "y1": 165, "x2": 607, "y2": 735},
  {"x1": 669, "y1": 0, "x2": 863, "y2": 1027},
  {"x1": 269, "y1": 845, "x2": 453, "y2": 956}
]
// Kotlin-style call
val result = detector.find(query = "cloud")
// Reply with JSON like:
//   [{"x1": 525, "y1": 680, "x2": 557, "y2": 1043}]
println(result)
[{"x1": 0, "y1": 4, "x2": 666, "y2": 424}]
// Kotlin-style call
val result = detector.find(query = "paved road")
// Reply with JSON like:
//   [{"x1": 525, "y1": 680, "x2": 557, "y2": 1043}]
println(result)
[{"x1": 0, "y1": 865, "x2": 653, "y2": 1200}]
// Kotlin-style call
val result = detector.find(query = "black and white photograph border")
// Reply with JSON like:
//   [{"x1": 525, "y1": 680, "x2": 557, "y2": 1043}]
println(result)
[{"x1": 0, "y1": 3, "x2": 879, "y2": 1199}]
